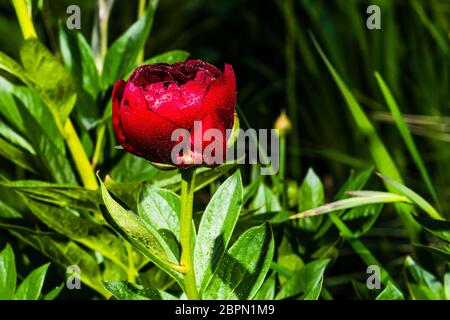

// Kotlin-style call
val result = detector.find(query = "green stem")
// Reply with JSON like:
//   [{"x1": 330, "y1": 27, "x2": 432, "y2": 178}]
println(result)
[
  {"x1": 136, "y1": 0, "x2": 147, "y2": 64},
  {"x1": 11, "y1": 0, "x2": 98, "y2": 191},
  {"x1": 64, "y1": 120, "x2": 98, "y2": 190},
  {"x1": 179, "y1": 169, "x2": 199, "y2": 300},
  {"x1": 91, "y1": 123, "x2": 106, "y2": 169},
  {"x1": 11, "y1": 0, "x2": 37, "y2": 39},
  {"x1": 279, "y1": 134, "x2": 288, "y2": 209}
]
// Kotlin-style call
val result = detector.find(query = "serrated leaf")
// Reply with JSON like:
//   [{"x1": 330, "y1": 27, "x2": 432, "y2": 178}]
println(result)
[
  {"x1": 195, "y1": 170, "x2": 243, "y2": 293},
  {"x1": 20, "y1": 39, "x2": 77, "y2": 125},
  {"x1": 203, "y1": 223, "x2": 274, "y2": 300}
]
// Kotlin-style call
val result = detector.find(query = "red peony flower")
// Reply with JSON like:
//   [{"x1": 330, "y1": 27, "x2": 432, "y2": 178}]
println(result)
[{"x1": 112, "y1": 60, "x2": 237, "y2": 167}]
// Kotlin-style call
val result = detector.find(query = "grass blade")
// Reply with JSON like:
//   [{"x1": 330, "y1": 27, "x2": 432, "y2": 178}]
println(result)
[
  {"x1": 311, "y1": 33, "x2": 419, "y2": 238},
  {"x1": 375, "y1": 71, "x2": 439, "y2": 206}
]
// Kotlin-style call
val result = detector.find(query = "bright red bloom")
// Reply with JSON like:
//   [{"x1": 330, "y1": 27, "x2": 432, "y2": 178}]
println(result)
[{"x1": 112, "y1": 60, "x2": 237, "y2": 167}]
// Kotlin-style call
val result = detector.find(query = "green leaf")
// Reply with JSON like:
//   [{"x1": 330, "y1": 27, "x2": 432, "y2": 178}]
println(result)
[
  {"x1": 10, "y1": 230, "x2": 108, "y2": 297},
  {"x1": 375, "y1": 281, "x2": 405, "y2": 300},
  {"x1": 0, "y1": 90, "x2": 23, "y2": 132},
  {"x1": 413, "y1": 215, "x2": 450, "y2": 243},
  {"x1": 76, "y1": 33, "x2": 101, "y2": 98},
  {"x1": 404, "y1": 256, "x2": 445, "y2": 300},
  {"x1": 203, "y1": 223, "x2": 274, "y2": 300},
  {"x1": 291, "y1": 191, "x2": 411, "y2": 219},
  {"x1": 276, "y1": 237, "x2": 303, "y2": 284},
  {"x1": 253, "y1": 273, "x2": 276, "y2": 300},
  {"x1": 102, "y1": 3, "x2": 157, "y2": 88},
  {"x1": 311, "y1": 33, "x2": 419, "y2": 237},
  {"x1": 0, "y1": 244, "x2": 16, "y2": 299},
  {"x1": 375, "y1": 72, "x2": 438, "y2": 205},
  {"x1": 377, "y1": 173, "x2": 442, "y2": 220},
  {"x1": 0, "y1": 78, "x2": 65, "y2": 154},
  {"x1": 59, "y1": 26, "x2": 101, "y2": 99},
  {"x1": 154, "y1": 164, "x2": 237, "y2": 192},
  {"x1": 297, "y1": 168, "x2": 324, "y2": 231},
  {"x1": 18, "y1": 104, "x2": 77, "y2": 184},
  {"x1": 445, "y1": 268, "x2": 450, "y2": 300},
  {"x1": 23, "y1": 198, "x2": 128, "y2": 271},
  {"x1": 20, "y1": 39, "x2": 77, "y2": 126},
  {"x1": 143, "y1": 50, "x2": 190, "y2": 65},
  {"x1": 15, "y1": 263, "x2": 50, "y2": 300},
  {"x1": 298, "y1": 168, "x2": 324, "y2": 211},
  {"x1": 43, "y1": 284, "x2": 64, "y2": 300},
  {"x1": 138, "y1": 184, "x2": 181, "y2": 259},
  {"x1": 275, "y1": 259, "x2": 329, "y2": 300},
  {"x1": 0, "y1": 121, "x2": 35, "y2": 155},
  {"x1": 98, "y1": 177, "x2": 183, "y2": 287},
  {"x1": 250, "y1": 183, "x2": 281, "y2": 214},
  {"x1": 0, "y1": 136, "x2": 38, "y2": 173},
  {"x1": 0, "y1": 200, "x2": 22, "y2": 219},
  {"x1": 195, "y1": 170, "x2": 243, "y2": 293},
  {"x1": 111, "y1": 154, "x2": 160, "y2": 182},
  {"x1": 0, "y1": 50, "x2": 28, "y2": 83},
  {"x1": 104, "y1": 281, "x2": 178, "y2": 300},
  {"x1": 1, "y1": 179, "x2": 100, "y2": 212}
]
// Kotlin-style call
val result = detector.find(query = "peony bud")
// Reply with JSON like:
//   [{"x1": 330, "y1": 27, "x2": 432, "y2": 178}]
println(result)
[{"x1": 112, "y1": 60, "x2": 237, "y2": 168}]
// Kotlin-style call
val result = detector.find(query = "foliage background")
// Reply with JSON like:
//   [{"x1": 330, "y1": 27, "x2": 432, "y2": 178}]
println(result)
[{"x1": 0, "y1": 0, "x2": 449, "y2": 300}]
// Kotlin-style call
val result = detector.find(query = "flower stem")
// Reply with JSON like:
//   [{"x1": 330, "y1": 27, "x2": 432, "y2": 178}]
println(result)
[
  {"x1": 11, "y1": 0, "x2": 98, "y2": 191},
  {"x1": 279, "y1": 134, "x2": 288, "y2": 209},
  {"x1": 11, "y1": 0, "x2": 37, "y2": 39},
  {"x1": 179, "y1": 169, "x2": 199, "y2": 300},
  {"x1": 64, "y1": 120, "x2": 98, "y2": 190},
  {"x1": 136, "y1": 0, "x2": 147, "y2": 64}
]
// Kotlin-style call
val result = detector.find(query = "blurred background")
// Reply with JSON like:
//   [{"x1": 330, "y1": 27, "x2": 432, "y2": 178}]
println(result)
[
  {"x1": 0, "y1": 0, "x2": 448, "y2": 200},
  {"x1": 0, "y1": 0, "x2": 448, "y2": 299}
]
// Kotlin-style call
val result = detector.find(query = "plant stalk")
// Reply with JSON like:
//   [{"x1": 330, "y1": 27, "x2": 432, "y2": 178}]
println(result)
[
  {"x1": 64, "y1": 120, "x2": 98, "y2": 190},
  {"x1": 179, "y1": 169, "x2": 199, "y2": 300},
  {"x1": 11, "y1": 0, "x2": 98, "y2": 190},
  {"x1": 136, "y1": 0, "x2": 147, "y2": 64},
  {"x1": 11, "y1": 0, "x2": 37, "y2": 39},
  {"x1": 279, "y1": 134, "x2": 288, "y2": 209}
]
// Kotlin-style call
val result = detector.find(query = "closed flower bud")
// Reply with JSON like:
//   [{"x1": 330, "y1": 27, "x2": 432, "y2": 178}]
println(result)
[
  {"x1": 112, "y1": 60, "x2": 237, "y2": 168},
  {"x1": 274, "y1": 111, "x2": 292, "y2": 137}
]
